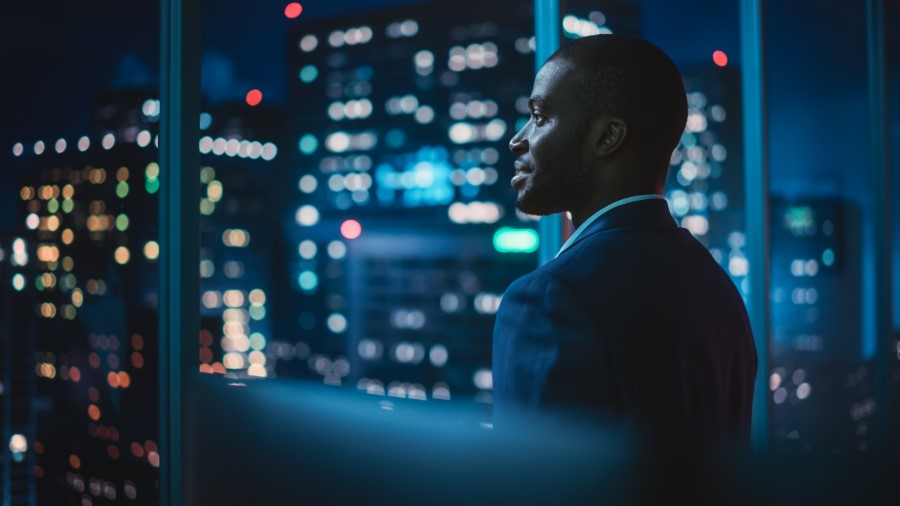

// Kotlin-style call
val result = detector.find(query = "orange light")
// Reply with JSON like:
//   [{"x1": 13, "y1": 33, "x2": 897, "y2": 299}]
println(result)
[
  {"x1": 89, "y1": 353, "x2": 100, "y2": 369},
  {"x1": 118, "y1": 371, "x2": 131, "y2": 388},
  {"x1": 284, "y1": 2, "x2": 303, "y2": 18},
  {"x1": 131, "y1": 333, "x2": 144, "y2": 350},
  {"x1": 713, "y1": 50, "x2": 728, "y2": 67},
  {"x1": 212, "y1": 362, "x2": 226, "y2": 374},
  {"x1": 107, "y1": 371, "x2": 120, "y2": 387},
  {"x1": 341, "y1": 219, "x2": 362, "y2": 239},
  {"x1": 88, "y1": 404, "x2": 101, "y2": 421},
  {"x1": 131, "y1": 352, "x2": 144, "y2": 369},
  {"x1": 200, "y1": 347, "x2": 213, "y2": 364},
  {"x1": 246, "y1": 89, "x2": 263, "y2": 107},
  {"x1": 131, "y1": 442, "x2": 144, "y2": 458},
  {"x1": 199, "y1": 363, "x2": 213, "y2": 374},
  {"x1": 69, "y1": 366, "x2": 81, "y2": 382},
  {"x1": 69, "y1": 454, "x2": 81, "y2": 469}
]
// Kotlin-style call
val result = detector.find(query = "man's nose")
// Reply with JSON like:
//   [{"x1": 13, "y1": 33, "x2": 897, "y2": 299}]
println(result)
[{"x1": 508, "y1": 128, "x2": 527, "y2": 155}]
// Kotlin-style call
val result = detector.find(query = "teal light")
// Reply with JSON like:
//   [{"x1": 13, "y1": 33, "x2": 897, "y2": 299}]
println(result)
[
  {"x1": 146, "y1": 178, "x2": 160, "y2": 194},
  {"x1": 299, "y1": 65, "x2": 318, "y2": 83},
  {"x1": 493, "y1": 227, "x2": 539, "y2": 253},
  {"x1": 298, "y1": 134, "x2": 318, "y2": 154},
  {"x1": 298, "y1": 270, "x2": 318, "y2": 291}
]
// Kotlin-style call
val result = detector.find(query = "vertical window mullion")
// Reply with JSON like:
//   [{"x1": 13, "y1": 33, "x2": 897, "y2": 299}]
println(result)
[
  {"x1": 159, "y1": 0, "x2": 200, "y2": 503},
  {"x1": 740, "y1": 0, "x2": 771, "y2": 453}
]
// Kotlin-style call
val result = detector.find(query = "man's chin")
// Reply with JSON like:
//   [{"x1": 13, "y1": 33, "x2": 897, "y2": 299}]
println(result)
[{"x1": 516, "y1": 195, "x2": 564, "y2": 217}]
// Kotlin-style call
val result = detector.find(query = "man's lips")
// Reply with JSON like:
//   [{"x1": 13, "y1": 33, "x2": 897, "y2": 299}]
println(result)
[
  {"x1": 513, "y1": 160, "x2": 532, "y2": 172},
  {"x1": 511, "y1": 161, "x2": 532, "y2": 188}
]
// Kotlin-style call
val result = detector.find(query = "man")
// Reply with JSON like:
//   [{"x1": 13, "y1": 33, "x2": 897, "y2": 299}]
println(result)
[{"x1": 492, "y1": 34, "x2": 756, "y2": 447}]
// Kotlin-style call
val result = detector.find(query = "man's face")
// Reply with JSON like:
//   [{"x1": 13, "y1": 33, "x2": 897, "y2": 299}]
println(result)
[{"x1": 509, "y1": 59, "x2": 593, "y2": 216}]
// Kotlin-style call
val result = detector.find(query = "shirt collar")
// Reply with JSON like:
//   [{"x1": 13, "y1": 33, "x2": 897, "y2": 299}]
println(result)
[{"x1": 555, "y1": 194, "x2": 666, "y2": 258}]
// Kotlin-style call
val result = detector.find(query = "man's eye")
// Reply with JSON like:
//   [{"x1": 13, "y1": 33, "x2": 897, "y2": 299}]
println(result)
[{"x1": 531, "y1": 113, "x2": 547, "y2": 125}]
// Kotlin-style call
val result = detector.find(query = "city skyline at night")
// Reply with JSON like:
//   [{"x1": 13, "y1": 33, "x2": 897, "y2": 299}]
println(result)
[{"x1": 2, "y1": 0, "x2": 899, "y2": 504}]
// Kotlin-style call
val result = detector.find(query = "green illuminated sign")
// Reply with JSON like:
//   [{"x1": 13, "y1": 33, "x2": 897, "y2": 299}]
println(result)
[{"x1": 493, "y1": 227, "x2": 539, "y2": 253}]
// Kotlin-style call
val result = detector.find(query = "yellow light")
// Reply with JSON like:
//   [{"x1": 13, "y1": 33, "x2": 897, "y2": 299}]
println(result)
[
  {"x1": 207, "y1": 180, "x2": 223, "y2": 202},
  {"x1": 62, "y1": 229, "x2": 74, "y2": 245},
  {"x1": 62, "y1": 184, "x2": 74, "y2": 199},
  {"x1": 247, "y1": 364, "x2": 267, "y2": 377},
  {"x1": 145, "y1": 162, "x2": 160, "y2": 180},
  {"x1": 223, "y1": 352, "x2": 245, "y2": 369},
  {"x1": 223, "y1": 290, "x2": 245, "y2": 308},
  {"x1": 114, "y1": 247, "x2": 130, "y2": 265},
  {"x1": 41, "y1": 273, "x2": 56, "y2": 288},
  {"x1": 39, "y1": 303, "x2": 57, "y2": 318},
  {"x1": 47, "y1": 216, "x2": 60, "y2": 231},
  {"x1": 143, "y1": 241, "x2": 159, "y2": 260},
  {"x1": 222, "y1": 229, "x2": 250, "y2": 247},
  {"x1": 37, "y1": 245, "x2": 60, "y2": 262},
  {"x1": 249, "y1": 289, "x2": 266, "y2": 306},
  {"x1": 20, "y1": 187, "x2": 34, "y2": 200},
  {"x1": 39, "y1": 363, "x2": 57, "y2": 379},
  {"x1": 89, "y1": 168, "x2": 107, "y2": 184},
  {"x1": 72, "y1": 289, "x2": 84, "y2": 307}
]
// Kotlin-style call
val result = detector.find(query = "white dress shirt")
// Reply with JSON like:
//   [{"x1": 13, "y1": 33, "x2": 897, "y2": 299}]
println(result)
[{"x1": 555, "y1": 194, "x2": 666, "y2": 258}]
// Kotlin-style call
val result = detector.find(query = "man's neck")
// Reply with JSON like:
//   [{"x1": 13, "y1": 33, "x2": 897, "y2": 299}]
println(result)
[{"x1": 570, "y1": 188, "x2": 662, "y2": 228}]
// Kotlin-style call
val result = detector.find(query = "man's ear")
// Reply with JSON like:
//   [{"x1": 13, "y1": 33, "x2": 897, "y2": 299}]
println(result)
[{"x1": 589, "y1": 116, "x2": 627, "y2": 157}]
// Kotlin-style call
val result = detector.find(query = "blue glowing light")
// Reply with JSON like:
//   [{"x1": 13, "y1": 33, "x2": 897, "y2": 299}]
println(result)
[
  {"x1": 298, "y1": 134, "x2": 318, "y2": 154},
  {"x1": 298, "y1": 271, "x2": 318, "y2": 291},
  {"x1": 374, "y1": 147, "x2": 455, "y2": 208},
  {"x1": 299, "y1": 65, "x2": 318, "y2": 83}
]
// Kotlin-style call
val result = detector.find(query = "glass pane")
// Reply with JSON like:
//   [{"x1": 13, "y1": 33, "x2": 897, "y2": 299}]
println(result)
[
  {"x1": 196, "y1": 1, "x2": 540, "y2": 411},
  {"x1": 1, "y1": 2, "x2": 160, "y2": 504},
  {"x1": 888, "y1": 0, "x2": 900, "y2": 454},
  {"x1": 569, "y1": 0, "x2": 747, "y2": 294},
  {"x1": 766, "y1": 1, "x2": 873, "y2": 452}
]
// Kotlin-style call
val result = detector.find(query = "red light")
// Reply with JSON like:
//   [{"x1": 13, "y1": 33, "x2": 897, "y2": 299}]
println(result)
[
  {"x1": 341, "y1": 220, "x2": 362, "y2": 240},
  {"x1": 284, "y1": 2, "x2": 303, "y2": 18},
  {"x1": 712, "y1": 50, "x2": 728, "y2": 67},
  {"x1": 246, "y1": 89, "x2": 263, "y2": 106}
]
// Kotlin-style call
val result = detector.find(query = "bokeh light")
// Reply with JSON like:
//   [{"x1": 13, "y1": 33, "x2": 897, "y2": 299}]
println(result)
[
  {"x1": 713, "y1": 50, "x2": 728, "y2": 67},
  {"x1": 246, "y1": 89, "x2": 263, "y2": 106},
  {"x1": 340, "y1": 219, "x2": 362, "y2": 239},
  {"x1": 284, "y1": 2, "x2": 303, "y2": 18}
]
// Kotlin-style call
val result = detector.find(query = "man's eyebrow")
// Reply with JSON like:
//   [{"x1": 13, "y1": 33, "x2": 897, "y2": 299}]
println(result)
[{"x1": 528, "y1": 97, "x2": 546, "y2": 110}]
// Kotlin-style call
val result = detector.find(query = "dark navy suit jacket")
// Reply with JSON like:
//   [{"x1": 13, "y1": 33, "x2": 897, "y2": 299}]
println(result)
[{"x1": 492, "y1": 198, "x2": 756, "y2": 445}]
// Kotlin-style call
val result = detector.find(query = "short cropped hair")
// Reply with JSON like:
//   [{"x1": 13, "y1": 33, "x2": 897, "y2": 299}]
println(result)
[{"x1": 550, "y1": 35, "x2": 687, "y2": 174}]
